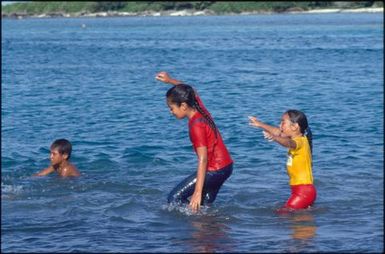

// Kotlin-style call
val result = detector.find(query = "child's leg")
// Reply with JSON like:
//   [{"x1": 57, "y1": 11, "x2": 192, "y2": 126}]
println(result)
[
  {"x1": 167, "y1": 172, "x2": 197, "y2": 204},
  {"x1": 203, "y1": 164, "x2": 233, "y2": 204},
  {"x1": 167, "y1": 164, "x2": 233, "y2": 205}
]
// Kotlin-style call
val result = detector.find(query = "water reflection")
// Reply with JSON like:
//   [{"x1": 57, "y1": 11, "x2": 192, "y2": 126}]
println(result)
[
  {"x1": 279, "y1": 210, "x2": 317, "y2": 252},
  {"x1": 187, "y1": 215, "x2": 234, "y2": 253},
  {"x1": 290, "y1": 212, "x2": 317, "y2": 240}
]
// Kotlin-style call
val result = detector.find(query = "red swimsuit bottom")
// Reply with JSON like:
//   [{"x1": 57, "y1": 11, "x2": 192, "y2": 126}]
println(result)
[{"x1": 284, "y1": 184, "x2": 317, "y2": 210}]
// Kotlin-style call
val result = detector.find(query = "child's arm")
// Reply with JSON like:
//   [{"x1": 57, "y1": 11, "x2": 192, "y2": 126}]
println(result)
[
  {"x1": 189, "y1": 146, "x2": 208, "y2": 212},
  {"x1": 155, "y1": 71, "x2": 183, "y2": 86},
  {"x1": 264, "y1": 131, "x2": 297, "y2": 150},
  {"x1": 33, "y1": 166, "x2": 55, "y2": 176},
  {"x1": 249, "y1": 116, "x2": 281, "y2": 136},
  {"x1": 249, "y1": 116, "x2": 296, "y2": 149},
  {"x1": 155, "y1": 71, "x2": 205, "y2": 107},
  {"x1": 156, "y1": 71, "x2": 209, "y2": 112}
]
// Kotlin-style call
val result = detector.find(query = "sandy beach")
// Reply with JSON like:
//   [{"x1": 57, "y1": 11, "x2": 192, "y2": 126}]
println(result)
[
  {"x1": 299, "y1": 7, "x2": 383, "y2": 14},
  {"x1": 70, "y1": 7, "x2": 385, "y2": 17}
]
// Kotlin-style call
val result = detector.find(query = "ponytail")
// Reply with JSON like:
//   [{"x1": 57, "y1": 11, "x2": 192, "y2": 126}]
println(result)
[
  {"x1": 304, "y1": 127, "x2": 313, "y2": 154},
  {"x1": 193, "y1": 100, "x2": 218, "y2": 138}
]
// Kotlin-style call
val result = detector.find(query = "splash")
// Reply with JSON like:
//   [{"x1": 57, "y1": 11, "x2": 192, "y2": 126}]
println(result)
[
  {"x1": 1, "y1": 183, "x2": 23, "y2": 199},
  {"x1": 162, "y1": 202, "x2": 218, "y2": 216}
]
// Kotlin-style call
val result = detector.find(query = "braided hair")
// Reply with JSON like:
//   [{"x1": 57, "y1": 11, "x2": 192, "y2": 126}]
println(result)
[
  {"x1": 286, "y1": 109, "x2": 312, "y2": 154},
  {"x1": 166, "y1": 84, "x2": 218, "y2": 137}
]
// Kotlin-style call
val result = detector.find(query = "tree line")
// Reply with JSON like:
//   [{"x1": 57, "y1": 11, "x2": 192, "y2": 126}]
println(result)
[{"x1": 2, "y1": 1, "x2": 383, "y2": 15}]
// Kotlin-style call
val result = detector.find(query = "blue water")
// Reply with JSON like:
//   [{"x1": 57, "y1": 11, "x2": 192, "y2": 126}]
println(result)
[{"x1": 2, "y1": 13, "x2": 383, "y2": 253}]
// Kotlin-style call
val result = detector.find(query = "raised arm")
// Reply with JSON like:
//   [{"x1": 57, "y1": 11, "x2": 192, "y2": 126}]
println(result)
[
  {"x1": 33, "y1": 166, "x2": 55, "y2": 177},
  {"x1": 155, "y1": 71, "x2": 183, "y2": 86}
]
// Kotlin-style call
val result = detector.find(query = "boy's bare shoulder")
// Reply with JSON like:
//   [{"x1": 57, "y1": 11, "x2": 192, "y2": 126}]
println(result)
[{"x1": 60, "y1": 163, "x2": 80, "y2": 177}]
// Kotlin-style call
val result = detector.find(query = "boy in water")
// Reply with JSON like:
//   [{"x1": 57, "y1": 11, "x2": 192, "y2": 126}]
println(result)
[{"x1": 33, "y1": 139, "x2": 80, "y2": 177}]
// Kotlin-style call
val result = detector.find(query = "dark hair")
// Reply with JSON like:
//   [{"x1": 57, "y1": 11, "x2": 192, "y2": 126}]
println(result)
[
  {"x1": 50, "y1": 139, "x2": 72, "y2": 159},
  {"x1": 166, "y1": 84, "x2": 218, "y2": 136},
  {"x1": 285, "y1": 109, "x2": 312, "y2": 153}
]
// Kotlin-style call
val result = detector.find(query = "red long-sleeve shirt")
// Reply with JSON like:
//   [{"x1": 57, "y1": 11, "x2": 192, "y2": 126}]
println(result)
[{"x1": 188, "y1": 94, "x2": 233, "y2": 171}]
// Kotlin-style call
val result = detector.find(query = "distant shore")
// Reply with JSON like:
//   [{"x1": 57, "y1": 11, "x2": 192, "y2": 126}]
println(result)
[{"x1": 2, "y1": 7, "x2": 383, "y2": 19}]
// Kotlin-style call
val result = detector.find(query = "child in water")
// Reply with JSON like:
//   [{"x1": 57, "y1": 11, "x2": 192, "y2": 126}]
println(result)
[
  {"x1": 249, "y1": 110, "x2": 316, "y2": 211},
  {"x1": 156, "y1": 71, "x2": 233, "y2": 212},
  {"x1": 33, "y1": 139, "x2": 80, "y2": 177}
]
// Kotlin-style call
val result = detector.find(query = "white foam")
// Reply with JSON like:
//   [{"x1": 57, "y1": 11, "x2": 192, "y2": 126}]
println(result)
[
  {"x1": 1, "y1": 183, "x2": 23, "y2": 194},
  {"x1": 1, "y1": 183, "x2": 24, "y2": 199},
  {"x1": 162, "y1": 202, "x2": 215, "y2": 216}
]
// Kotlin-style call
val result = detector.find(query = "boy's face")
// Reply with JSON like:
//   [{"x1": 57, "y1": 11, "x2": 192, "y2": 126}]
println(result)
[{"x1": 49, "y1": 148, "x2": 67, "y2": 166}]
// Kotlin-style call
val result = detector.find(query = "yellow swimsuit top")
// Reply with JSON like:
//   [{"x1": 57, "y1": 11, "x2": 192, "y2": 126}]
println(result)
[{"x1": 286, "y1": 136, "x2": 313, "y2": 185}]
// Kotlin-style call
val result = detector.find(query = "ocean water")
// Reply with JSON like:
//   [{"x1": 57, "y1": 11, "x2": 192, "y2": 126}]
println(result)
[{"x1": 1, "y1": 13, "x2": 383, "y2": 253}]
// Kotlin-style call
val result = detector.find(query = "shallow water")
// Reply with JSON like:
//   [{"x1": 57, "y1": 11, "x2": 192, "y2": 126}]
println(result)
[{"x1": 2, "y1": 13, "x2": 383, "y2": 252}]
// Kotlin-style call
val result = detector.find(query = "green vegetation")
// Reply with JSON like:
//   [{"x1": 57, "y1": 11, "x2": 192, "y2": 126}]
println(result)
[
  {"x1": 2, "y1": 1, "x2": 383, "y2": 16},
  {"x1": 2, "y1": 2, "x2": 96, "y2": 15}
]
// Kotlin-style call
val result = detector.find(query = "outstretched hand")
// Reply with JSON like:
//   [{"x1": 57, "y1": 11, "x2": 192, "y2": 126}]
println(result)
[
  {"x1": 249, "y1": 116, "x2": 275, "y2": 142},
  {"x1": 263, "y1": 131, "x2": 274, "y2": 142},
  {"x1": 248, "y1": 116, "x2": 263, "y2": 128}
]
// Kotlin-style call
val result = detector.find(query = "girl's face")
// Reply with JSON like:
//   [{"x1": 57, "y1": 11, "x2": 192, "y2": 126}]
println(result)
[
  {"x1": 167, "y1": 100, "x2": 187, "y2": 119},
  {"x1": 280, "y1": 113, "x2": 299, "y2": 136}
]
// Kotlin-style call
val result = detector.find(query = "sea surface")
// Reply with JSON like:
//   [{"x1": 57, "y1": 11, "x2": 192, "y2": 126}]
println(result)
[{"x1": 2, "y1": 13, "x2": 383, "y2": 253}]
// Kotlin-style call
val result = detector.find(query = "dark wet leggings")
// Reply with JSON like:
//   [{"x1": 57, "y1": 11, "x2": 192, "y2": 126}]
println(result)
[{"x1": 167, "y1": 163, "x2": 233, "y2": 205}]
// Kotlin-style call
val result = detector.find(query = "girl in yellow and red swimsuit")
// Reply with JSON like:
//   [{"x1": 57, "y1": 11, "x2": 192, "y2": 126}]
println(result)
[{"x1": 249, "y1": 110, "x2": 316, "y2": 211}]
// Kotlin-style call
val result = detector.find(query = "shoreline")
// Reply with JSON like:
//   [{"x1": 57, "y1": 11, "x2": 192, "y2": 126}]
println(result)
[{"x1": 2, "y1": 7, "x2": 383, "y2": 19}]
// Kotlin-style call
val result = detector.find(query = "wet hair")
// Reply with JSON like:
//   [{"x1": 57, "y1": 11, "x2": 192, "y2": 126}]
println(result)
[
  {"x1": 166, "y1": 84, "x2": 218, "y2": 136},
  {"x1": 285, "y1": 109, "x2": 312, "y2": 153},
  {"x1": 50, "y1": 139, "x2": 72, "y2": 159}
]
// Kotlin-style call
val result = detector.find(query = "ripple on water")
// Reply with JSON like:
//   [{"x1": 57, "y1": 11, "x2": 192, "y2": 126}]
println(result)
[{"x1": 2, "y1": 14, "x2": 383, "y2": 253}]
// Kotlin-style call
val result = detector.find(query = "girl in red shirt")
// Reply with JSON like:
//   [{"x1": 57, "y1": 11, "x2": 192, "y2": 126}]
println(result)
[{"x1": 156, "y1": 71, "x2": 233, "y2": 212}]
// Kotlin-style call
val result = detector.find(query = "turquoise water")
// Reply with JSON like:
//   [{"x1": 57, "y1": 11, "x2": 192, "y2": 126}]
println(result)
[{"x1": 2, "y1": 13, "x2": 383, "y2": 252}]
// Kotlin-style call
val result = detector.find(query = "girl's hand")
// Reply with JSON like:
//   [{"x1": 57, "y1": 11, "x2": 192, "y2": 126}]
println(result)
[
  {"x1": 263, "y1": 130, "x2": 275, "y2": 142},
  {"x1": 248, "y1": 116, "x2": 263, "y2": 128},
  {"x1": 155, "y1": 71, "x2": 173, "y2": 84},
  {"x1": 189, "y1": 192, "x2": 202, "y2": 212}
]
